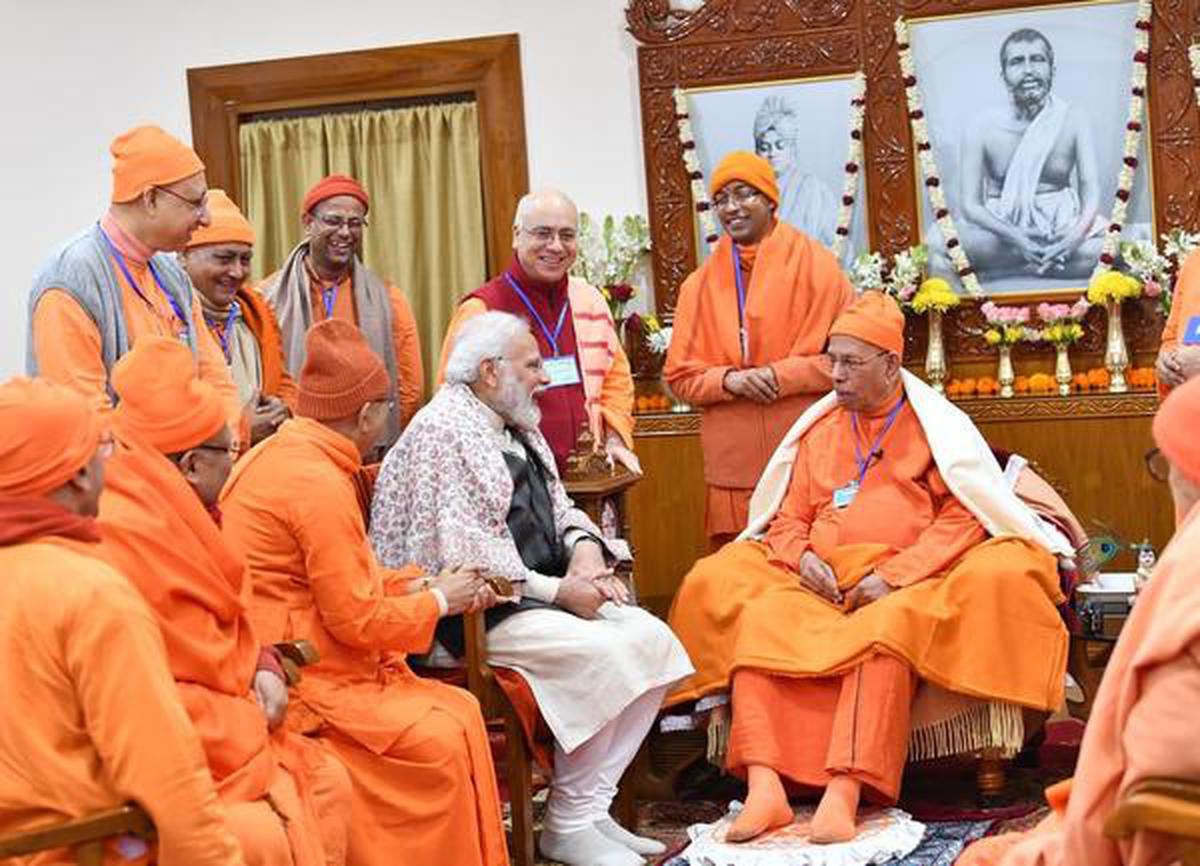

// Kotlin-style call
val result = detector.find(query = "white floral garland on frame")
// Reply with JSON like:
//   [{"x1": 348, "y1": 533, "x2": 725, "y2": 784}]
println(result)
[
  {"x1": 1092, "y1": 0, "x2": 1153, "y2": 280},
  {"x1": 673, "y1": 89, "x2": 721, "y2": 246},
  {"x1": 894, "y1": 17, "x2": 984, "y2": 297},
  {"x1": 1191, "y1": 43, "x2": 1200, "y2": 107}
]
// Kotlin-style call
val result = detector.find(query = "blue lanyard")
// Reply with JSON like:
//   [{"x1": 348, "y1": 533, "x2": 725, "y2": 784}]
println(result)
[
  {"x1": 207, "y1": 302, "x2": 241, "y2": 363},
  {"x1": 321, "y1": 283, "x2": 339, "y2": 318},
  {"x1": 98, "y1": 227, "x2": 190, "y2": 336},
  {"x1": 850, "y1": 394, "x2": 906, "y2": 486},
  {"x1": 732, "y1": 244, "x2": 748, "y2": 360},
  {"x1": 503, "y1": 273, "x2": 569, "y2": 356}
]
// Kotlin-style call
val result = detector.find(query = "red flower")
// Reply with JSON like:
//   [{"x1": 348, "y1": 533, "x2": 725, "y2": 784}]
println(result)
[
  {"x1": 625, "y1": 312, "x2": 644, "y2": 334},
  {"x1": 608, "y1": 283, "x2": 635, "y2": 303}
]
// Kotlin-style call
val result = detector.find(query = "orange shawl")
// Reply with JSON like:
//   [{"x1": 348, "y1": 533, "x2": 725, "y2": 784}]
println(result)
[{"x1": 238, "y1": 287, "x2": 298, "y2": 409}]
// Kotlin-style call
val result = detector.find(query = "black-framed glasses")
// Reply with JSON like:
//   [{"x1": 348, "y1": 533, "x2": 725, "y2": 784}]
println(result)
[
  {"x1": 1145, "y1": 447, "x2": 1170, "y2": 483},
  {"x1": 316, "y1": 214, "x2": 369, "y2": 233},
  {"x1": 712, "y1": 185, "x2": 763, "y2": 210},
  {"x1": 822, "y1": 350, "x2": 889, "y2": 373},
  {"x1": 154, "y1": 185, "x2": 208, "y2": 214}
]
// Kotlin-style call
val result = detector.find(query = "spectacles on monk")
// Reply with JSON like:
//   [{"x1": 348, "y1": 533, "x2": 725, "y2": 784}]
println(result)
[
  {"x1": 154, "y1": 185, "x2": 208, "y2": 214},
  {"x1": 316, "y1": 214, "x2": 369, "y2": 233},
  {"x1": 712, "y1": 185, "x2": 763, "y2": 211},
  {"x1": 191, "y1": 442, "x2": 239, "y2": 459},
  {"x1": 1145, "y1": 447, "x2": 1170, "y2": 484},
  {"x1": 822, "y1": 350, "x2": 889, "y2": 373},
  {"x1": 521, "y1": 226, "x2": 577, "y2": 246}
]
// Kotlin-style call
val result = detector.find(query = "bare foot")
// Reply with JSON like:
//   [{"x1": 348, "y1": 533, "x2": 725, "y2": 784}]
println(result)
[
  {"x1": 726, "y1": 765, "x2": 794, "y2": 843},
  {"x1": 810, "y1": 775, "x2": 861, "y2": 843}
]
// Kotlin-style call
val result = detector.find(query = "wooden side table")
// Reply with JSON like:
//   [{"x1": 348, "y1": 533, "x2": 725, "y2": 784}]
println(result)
[{"x1": 1069, "y1": 584, "x2": 1134, "y2": 720}]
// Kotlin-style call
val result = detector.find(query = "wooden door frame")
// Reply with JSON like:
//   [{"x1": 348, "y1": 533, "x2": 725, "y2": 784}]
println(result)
[{"x1": 187, "y1": 33, "x2": 528, "y2": 275}]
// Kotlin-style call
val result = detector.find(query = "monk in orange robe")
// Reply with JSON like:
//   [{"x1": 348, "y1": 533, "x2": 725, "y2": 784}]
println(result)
[
  {"x1": 98, "y1": 337, "x2": 351, "y2": 866},
  {"x1": 665, "y1": 151, "x2": 854, "y2": 545},
  {"x1": 258, "y1": 175, "x2": 424, "y2": 442},
  {"x1": 0, "y1": 377, "x2": 242, "y2": 866},
  {"x1": 221, "y1": 319, "x2": 509, "y2": 866},
  {"x1": 180, "y1": 190, "x2": 296, "y2": 445},
  {"x1": 436, "y1": 188, "x2": 639, "y2": 475},
  {"x1": 959, "y1": 376, "x2": 1200, "y2": 866},
  {"x1": 668, "y1": 292, "x2": 1072, "y2": 844},
  {"x1": 1155, "y1": 250, "x2": 1200, "y2": 394},
  {"x1": 27, "y1": 124, "x2": 243, "y2": 442}
]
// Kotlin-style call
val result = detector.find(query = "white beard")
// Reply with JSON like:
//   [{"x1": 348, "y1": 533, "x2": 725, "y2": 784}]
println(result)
[{"x1": 495, "y1": 373, "x2": 542, "y2": 431}]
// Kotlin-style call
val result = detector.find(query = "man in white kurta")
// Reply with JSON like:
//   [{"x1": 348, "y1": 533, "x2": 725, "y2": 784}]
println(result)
[{"x1": 371, "y1": 311, "x2": 693, "y2": 866}]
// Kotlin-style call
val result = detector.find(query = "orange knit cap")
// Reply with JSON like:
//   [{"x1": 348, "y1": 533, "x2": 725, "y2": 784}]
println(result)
[
  {"x1": 0, "y1": 378, "x2": 104, "y2": 497},
  {"x1": 297, "y1": 320, "x2": 391, "y2": 420},
  {"x1": 828, "y1": 291, "x2": 906, "y2": 357},
  {"x1": 1153, "y1": 375, "x2": 1200, "y2": 484},
  {"x1": 185, "y1": 190, "x2": 255, "y2": 248},
  {"x1": 110, "y1": 125, "x2": 205, "y2": 203},
  {"x1": 301, "y1": 174, "x2": 370, "y2": 216},
  {"x1": 709, "y1": 151, "x2": 780, "y2": 206},
  {"x1": 111, "y1": 337, "x2": 227, "y2": 454}
]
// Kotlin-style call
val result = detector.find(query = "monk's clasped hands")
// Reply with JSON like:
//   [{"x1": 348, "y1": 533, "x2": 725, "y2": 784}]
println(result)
[
  {"x1": 842, "y1": 572, "x2": 892, "y2": 612},
  {"x1": 723, "y1": 366, "x2": 780, "y2": 404},
  {"x1": 798, "y1": 550, "x2": 842, "y2": 605}
]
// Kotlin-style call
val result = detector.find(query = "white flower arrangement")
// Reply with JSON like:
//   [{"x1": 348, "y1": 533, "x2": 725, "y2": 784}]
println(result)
[
  {"x1": 1118, "y1": 228, "x2": 1200, "y2": 316},
  {"x1": 832, "y1": 72, "x2": 868, "y2": 261},
  {"x1": 849, "y1": 251, "x2": 886, "y2": 293},
  {"x1": 1190, "y1": 42, "x2": 1200, "y2": 108},
  {"x1": 673, "y1": 89, "x2": 720, "y2": 245},
  {"x1": 646, "y1": 325, "x2": 673, "y2": 356}
]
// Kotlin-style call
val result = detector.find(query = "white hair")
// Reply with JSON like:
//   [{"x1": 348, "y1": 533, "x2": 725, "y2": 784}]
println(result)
[
  {"x1": 512, "y1": 188, "x2": 578, "y2": 230},
  {"x1": 444, "y1": 311, "x2": 532, "y2": 385}
]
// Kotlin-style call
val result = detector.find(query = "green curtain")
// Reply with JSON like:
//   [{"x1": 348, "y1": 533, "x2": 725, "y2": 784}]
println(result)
[{"x1": 239, "y1": 103, "x2": 487, "y2": 388}]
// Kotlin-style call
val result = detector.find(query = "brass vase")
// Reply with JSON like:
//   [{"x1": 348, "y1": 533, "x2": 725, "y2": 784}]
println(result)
[
  {"x1": 998, "y1": 344, "x2": 1015, "y2": 398},
  {"x1": 1104, "y1": 300, "x2": 1130, "y2": 393},
  {"x1": 924, "y1": 309, "x2": 948, "y2": 393},
  {"x1": 1054, "y1": 343, "x2": 1072, "y2": 397}
]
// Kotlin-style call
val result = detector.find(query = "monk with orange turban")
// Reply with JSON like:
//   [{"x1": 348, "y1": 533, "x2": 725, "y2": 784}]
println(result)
[
  {"x1": 960, "y1": 376, "x2": 1200, "y2": 866},
  {"x1": 97, "y1": 337, "x2": 351, "y2": 866},
  {"x1": 28, "y1": 124, "x2": 243, "y2": 443},
  {"x1": 665, "y1": 151, "x2": 854, "y2": 545},
  {"x1": 220, "y1": 319, "x2": 509, "y2": 866},
  {"x1": 668, "y1": 292, "x2": 1074, "y2": 844},
  {"x1": 0, "y1": 377, "x2": 242, "y2": 866},
  {"x1": 180, "y1": 190, "x2": 296, "y2": 445},
  {"x1": 258, "y1": 174, "x2": 424, "y2": 443}
]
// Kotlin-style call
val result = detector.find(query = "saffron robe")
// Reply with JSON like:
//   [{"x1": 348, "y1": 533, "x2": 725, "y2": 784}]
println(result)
[
  {"x1": 220, "y1": 417, "x2": 509, "y2": 866},
  {"x1": 1158, "y1": 250, "x2": 1200, "y2": 397},
  {"x1": 664, "y1": 221, "x2": 853, "y2": 539},
  {"x1": 0, "y1": 500, "x2": 241, "y2": 866},
  {"x1": 98, "y1": 432, "x2": 348, "y2": 866}
]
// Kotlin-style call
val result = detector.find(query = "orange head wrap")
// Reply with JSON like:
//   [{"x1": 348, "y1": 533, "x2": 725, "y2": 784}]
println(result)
[
  {"x1": 1153, "y1": 375, "x2": 1200, "y2": 485},
  {"x1": 185, "y1": 189, "x2": 255, "y2": 248},
  {"x1": 709, "y1": 151, "x2": 780, "y2": 206},
  {"x1": 110, "y1": 125, "x2": 205, "y2": 204},
  {"x1": 0, "y1": 379, "x2": 103, "y2": 497},
  {"x1": 828, "y1": 291, "x2": 906, "y2": 358},
  {"x1": 301, "y1": 174, "x2": 370, "y2": 216},
  {"x1": 297, "y1": 319, "x2": 391, "y2": 421},
  {"x1": 111, "y1": 337, "x2": 227, "y2": 454}
]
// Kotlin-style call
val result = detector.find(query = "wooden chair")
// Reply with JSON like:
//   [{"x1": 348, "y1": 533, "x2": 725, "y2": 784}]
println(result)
[{"x1": 1105, "y1": 777, "x2": 1200, "y2": 865}]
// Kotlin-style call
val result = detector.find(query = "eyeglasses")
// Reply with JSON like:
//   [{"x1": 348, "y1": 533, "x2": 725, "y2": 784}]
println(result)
[
  {"x1": 154, "y1": 185, "x2": 208, "y2": 214},
  {"x1": 1145, "y1": 447, "x2": 1170, "y2": 483},
  {"x1": 316, "y1": 214, "x2": 369, "y2": 233},
  {"x1": 192, "y1": 442, "x2": 238, "y2": 459},
  {"x1": 823, "y1": 350, "x2": 889, "y2": 372},
  {"x1": 712, "y1": 185, "x2": 763, "y2": 210},
  {"x1": 520, "y1": 226, "x2": 577, "y2": 245}
]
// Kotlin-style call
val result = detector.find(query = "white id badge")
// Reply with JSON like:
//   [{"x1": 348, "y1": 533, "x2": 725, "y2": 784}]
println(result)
[
  {"x1": 832, "y1": 481, "x2": 859, "y2": 510},
  {"x1": 543, "y1": 354, "x2": 582, "y2": 388}
]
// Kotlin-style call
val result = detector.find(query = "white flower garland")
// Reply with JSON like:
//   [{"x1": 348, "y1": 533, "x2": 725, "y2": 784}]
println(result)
[
  {"x1": 894, "y1": 18, "x2": 984, "y2": 297},
  {"x1": 1190, "y1": 42, "x2": 1200, "y2": 107},
  {"x1": 1092, "y1": 0, "x2": 1152, "y2": 280},
  {"x1": 673, "y1": 89, "x2": 721, "y2": 245},
  {"x1": 832, "y1": 72, "x2": 868, "y2": 260}
]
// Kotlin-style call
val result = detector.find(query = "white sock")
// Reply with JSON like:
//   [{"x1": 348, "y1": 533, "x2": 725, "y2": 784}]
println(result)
[
  {"x1": 538, "y1": 826, "x2": 644, "y2": 866},
  {"x1": 594, "y1": 816, "x2": 666, "y2": 856}
]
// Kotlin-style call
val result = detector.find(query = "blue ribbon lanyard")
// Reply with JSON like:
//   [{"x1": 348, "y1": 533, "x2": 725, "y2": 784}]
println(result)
[
  {"x1": 210, "y1": 302, "x2": 241, "y2": 362},
  {"x1": 732, "y1": 244, "x2": 749, "y2": 362},
  {"x1": 321, "y1": 283, "x2": 340, "y2": 318},
  {"x1": 850, "y1": 394, "x2": 907, "y2": 487},
  {"x1": 503, "y1": 273, "x2": 569, "y2": 355},
  {"x1": 98, "y1": 227, "x2": 190, "y2": 337}
]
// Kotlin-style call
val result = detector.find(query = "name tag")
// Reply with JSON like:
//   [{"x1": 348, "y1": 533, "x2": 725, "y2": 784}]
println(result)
[
  {"x1": 832, "y1": 481, "x2": 859, "y2": 510},
  {"x1": 543, "y1": 354, "x2": 582, "y2": 389},
  {"x1": 1183, "y1": 315, "x2": 1200, "y2": 346}
]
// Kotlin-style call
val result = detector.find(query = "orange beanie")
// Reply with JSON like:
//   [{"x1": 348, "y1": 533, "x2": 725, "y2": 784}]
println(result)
[
  {"x1": 111, "y1": 337, "x2": 227, "y2": 454},
  {"x1": 301, "y1": 174, "x2": 370, "y2": 216},
  {"x1": 297, "y1": 320, "x2": 390, "y2": 420},
  {"x1": 110, "y1": 125, "x2": 205, "y2": 203},
  {"x1": 709, "y1": 151, "x2": 780, "y2": 206},
  {"x1": 185, "y1": 190, "x2": 255, "y2": 248},
  {"x1": 1153, "y1": 375, "x2": 1200, "y2": 485},
  {"x1": 829, "y1": 291, "x2": 906, "y2": 357},
  {"x1": 0, "y1": 379, "x2": 103, "y2": 497}
]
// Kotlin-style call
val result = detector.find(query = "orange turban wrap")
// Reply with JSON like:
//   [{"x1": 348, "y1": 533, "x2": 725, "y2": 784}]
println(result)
[
  {"x1": 111, "y1": 337, "x2": 227, "y2": 454},
  {"x1": 828, "y1": 291, "x2": 906, "y2": 357},
  {"x1": 110, "y1": 125, "x2": 205, "y2": 204},
  {"x1": 297, "y1": 319, "x2": 390, "y2": 420},
  {"x1": 709, "y1": 151, "x2": 780, "y2": 206},
  {"x1": 1154, "y1": 375, "x2": 1200, "y2": 485},
  {"x1": 301, "y1": 174, "x2": 370, "y2": 216},
  {"x1": 0, "y1": 379, "x2": 103, "y2": 497},
  {"x1": 185, "y1": 189, "x2": 255, "y2": 248}
]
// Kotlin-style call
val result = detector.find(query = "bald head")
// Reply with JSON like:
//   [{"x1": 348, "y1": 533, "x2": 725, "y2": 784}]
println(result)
[{"x1": 512, "y1": 188, "x2": 579, "y2": 284}]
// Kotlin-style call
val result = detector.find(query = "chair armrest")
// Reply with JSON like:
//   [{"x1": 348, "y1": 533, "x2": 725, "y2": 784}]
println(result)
[
  {"x1": 273, "y1": 640, "x2": 319, "y2": 687},
  {"x1": 1105, "y1": 777, "x2": 1200, "y2": 841},
  {"x1": 0, "y1": 805, "x2": 154, "y2": 859}
]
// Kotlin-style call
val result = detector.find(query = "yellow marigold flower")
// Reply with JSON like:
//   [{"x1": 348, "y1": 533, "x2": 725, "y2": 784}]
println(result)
[{"x1": 1088, "y1": 271, "x2": 1142, "y2": 304}]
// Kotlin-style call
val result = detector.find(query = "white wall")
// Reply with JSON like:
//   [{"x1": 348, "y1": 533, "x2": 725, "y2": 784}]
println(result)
[{"x1": 0, "y1": 0, "x2": 648, "y2": 376}]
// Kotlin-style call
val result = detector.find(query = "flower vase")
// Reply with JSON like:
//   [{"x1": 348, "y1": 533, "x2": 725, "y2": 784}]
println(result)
[
  {"x1": 998, "y1": 344, "x2": 1015, "y2": 398},
  {"x1": 924, "y1": 309, "x2": 948, "y2": 394},
  {"x1": 1104, "y1": 300, "x2": 1130, "y2": 393},
  {"x1": 1054, "y1": 343, "x2": 1072, "y2": 397}
]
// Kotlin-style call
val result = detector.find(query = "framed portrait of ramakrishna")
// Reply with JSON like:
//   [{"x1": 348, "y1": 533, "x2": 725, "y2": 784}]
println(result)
[{"x1": 908, "y1": 0, "x2": 1153, "y2": 297}]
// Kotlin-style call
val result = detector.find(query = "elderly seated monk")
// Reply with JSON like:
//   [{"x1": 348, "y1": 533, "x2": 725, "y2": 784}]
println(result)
[
  {"x1": 371, "y1": 311, "x2": 695, "y2": 866},
  {"x1": 0, "y1": 378, "x2": 241, "y2": 866},
  {"x1": 668, "y1": 291, "x2": 1074, "y2": 845},
  {"x1": 959, "y1": 376, "x2": 1200, "y2": 866}
]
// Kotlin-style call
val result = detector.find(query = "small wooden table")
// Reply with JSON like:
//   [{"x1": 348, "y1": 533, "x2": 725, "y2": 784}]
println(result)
[{"x1": 1069, "y1": 575, "x2": 1136, "y2": 720}]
